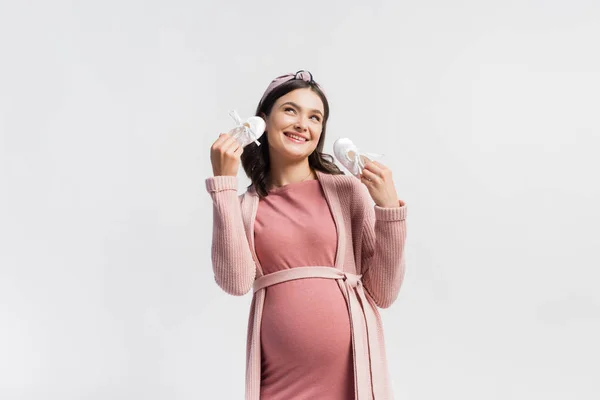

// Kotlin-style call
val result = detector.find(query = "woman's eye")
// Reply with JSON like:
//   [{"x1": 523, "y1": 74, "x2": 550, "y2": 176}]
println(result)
[
  {"x1": 311, "y1": 115, "x2": 321, "y2": 122},
  {"x1": 284, "y1": 107, "x2": 295, "y2": 113}
]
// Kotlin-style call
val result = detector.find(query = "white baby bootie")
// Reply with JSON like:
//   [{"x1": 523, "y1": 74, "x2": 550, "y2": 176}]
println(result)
[
  {"x1": 333, "y1": 138, "x2": 384, "y2": 178},
  {"x1": 228, "y1": 109, "x2": 266, "y2": 148}
]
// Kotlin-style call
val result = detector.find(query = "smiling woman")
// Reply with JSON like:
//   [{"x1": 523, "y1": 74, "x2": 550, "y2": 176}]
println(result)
[
  {"x1": 279, "y1": 101, "x2": 321, "y2": 142},
  {"x1": 240, "y1": 72, "x2": 344, "y2": 197},
  {"x1": 206, "y1": 70, "x2": 408, "y2": 400}
]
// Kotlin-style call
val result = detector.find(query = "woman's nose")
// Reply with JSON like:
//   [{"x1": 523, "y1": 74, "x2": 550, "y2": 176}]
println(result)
[{"x1": 294, "y1": 115, "x2": 309, "y2": 131}]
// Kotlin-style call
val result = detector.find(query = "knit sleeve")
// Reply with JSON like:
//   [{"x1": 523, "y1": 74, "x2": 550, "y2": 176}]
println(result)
[
  {"x1": 205, "y1": 175, "x2": 256, "y2": 296},
  {"x1": 357, "y1": 182, "x2": 407, "y2": 309}
]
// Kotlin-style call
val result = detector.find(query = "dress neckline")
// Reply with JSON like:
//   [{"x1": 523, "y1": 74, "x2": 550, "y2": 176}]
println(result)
[{"x1": 267, "y1": 178, "x2": 319, "y2": 194}]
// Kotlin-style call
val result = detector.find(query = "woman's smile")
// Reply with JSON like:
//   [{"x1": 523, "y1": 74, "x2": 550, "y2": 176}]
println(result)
[{"x1": 283, "y1": 131, "x2": 309, "y2": 143}]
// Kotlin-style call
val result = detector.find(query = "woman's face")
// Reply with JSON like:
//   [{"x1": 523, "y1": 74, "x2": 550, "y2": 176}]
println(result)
[{"x1": 263, "y1": 88, "x2": 325, "y2": 162}]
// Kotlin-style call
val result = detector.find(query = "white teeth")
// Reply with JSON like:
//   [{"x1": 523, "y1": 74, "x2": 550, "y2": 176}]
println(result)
[{"x1": 286, "y1": 133, "x2": 306, "y2": 141}]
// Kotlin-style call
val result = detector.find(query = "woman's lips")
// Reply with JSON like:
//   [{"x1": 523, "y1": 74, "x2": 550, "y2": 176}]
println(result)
[{"x1": 283, "y1": 132, "x2": 308, "y2": 143}]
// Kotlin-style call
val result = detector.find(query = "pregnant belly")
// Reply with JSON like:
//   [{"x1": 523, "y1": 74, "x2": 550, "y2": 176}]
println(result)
[{"x1": 260, "y1": 277, "x2": 353, "y2": 390}]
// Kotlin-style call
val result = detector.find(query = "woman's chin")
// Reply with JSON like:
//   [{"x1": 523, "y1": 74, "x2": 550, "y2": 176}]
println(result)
[{"x1": 278, "y1": 145, "x2": 311, "y2": 160}]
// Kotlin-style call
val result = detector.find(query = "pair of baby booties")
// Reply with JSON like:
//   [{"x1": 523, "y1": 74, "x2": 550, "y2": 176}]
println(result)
[{"x1": 227, "y1": 110, "x2": 383, "y2": 178}]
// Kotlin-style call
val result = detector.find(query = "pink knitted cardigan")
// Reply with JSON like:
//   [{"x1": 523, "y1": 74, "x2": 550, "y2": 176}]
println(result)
[{"x1": 205, "y1": 169, "x2": 407, "y2": 400}]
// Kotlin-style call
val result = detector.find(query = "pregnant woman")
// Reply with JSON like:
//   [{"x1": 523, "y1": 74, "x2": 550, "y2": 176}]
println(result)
[{"x1": 206, "y1": 70, "x2": 407, "y2": 399}]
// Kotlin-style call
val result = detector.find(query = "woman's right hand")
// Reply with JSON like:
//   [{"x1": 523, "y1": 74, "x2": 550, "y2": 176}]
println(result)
[{"x1": 210, "y1": 133, "x2": 243, "y2": 177}]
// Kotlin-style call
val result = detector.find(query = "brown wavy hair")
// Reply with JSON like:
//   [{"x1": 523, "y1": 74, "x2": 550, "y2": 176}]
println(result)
[{"x1": 240, "y1": 79, "x2": 344, "y2": 197}]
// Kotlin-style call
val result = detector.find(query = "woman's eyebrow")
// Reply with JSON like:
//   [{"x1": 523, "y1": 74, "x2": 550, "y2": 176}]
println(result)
[{"x1": 280, "y1": 101, "x2": 323, "y2": 116}]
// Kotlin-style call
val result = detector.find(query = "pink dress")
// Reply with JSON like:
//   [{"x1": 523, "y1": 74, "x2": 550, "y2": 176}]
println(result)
[{"x1": 254, "y1": 179, "x2": 355, "y2": 400}]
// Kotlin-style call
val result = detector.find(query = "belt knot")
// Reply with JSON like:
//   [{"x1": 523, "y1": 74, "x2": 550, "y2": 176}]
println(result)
[{"x1": 343, "y1": 272, "x2": 363, "y2": 288}]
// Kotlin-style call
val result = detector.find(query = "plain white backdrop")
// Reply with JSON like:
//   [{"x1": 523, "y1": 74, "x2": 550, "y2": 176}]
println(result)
[{"x1": 1, "y1": 0, "x2": 599, "y2": 399}]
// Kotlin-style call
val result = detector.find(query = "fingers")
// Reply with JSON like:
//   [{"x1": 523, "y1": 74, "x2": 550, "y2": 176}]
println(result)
[
  {"x1": 210, "y1": 133, "x2": 243, "y2": 177},
  {"x1": 213, "y1": 133, "x2": 241, "y2": 154},
  {"x1": 213, "y1": 133, "x2": 230, "y2": 147},
  {"x1": 211, "y1": 133, "x2": 229, "y2": 154},
  {"x1": 360, "y1": 173, "x2": 371, "y2": 185},
  {"x1": 233, "y1": 145, "x2": 244, "y2": 158},
  {"x1": 370, "y1": 160, "x2": 387, "y2": 169},
  {"x1": 361, "y1": 167, "x2": 380, "y2": 184},
  {"x1": 363, "y1": 160, "x2": 391, "y2": 179},
  {"x1": 222, "y1": 137, "x2": 241, "y2": 154},
  {"x1": 362, "y1": 161, "x2": 383, "y2": 177}
]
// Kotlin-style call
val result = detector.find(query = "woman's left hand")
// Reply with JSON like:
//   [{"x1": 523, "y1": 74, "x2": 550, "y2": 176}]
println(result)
[{"x1": 360, "y1": 160, "x2": 401, "y2": 208}]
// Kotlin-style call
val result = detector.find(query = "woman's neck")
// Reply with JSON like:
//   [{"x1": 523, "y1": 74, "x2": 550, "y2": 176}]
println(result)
[{"x1": 268, "y1": 160, "x2": 315, "y2": 188}]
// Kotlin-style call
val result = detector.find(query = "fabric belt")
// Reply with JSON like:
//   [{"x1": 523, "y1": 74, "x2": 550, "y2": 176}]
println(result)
[{"x1": 250, "y1": 266, "x2": 385, "y2": 399}]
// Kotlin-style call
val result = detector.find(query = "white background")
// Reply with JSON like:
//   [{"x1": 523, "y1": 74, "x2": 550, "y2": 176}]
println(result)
[{"x1": 1, "y1": 0, "x2": 599, "y2": 399}]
